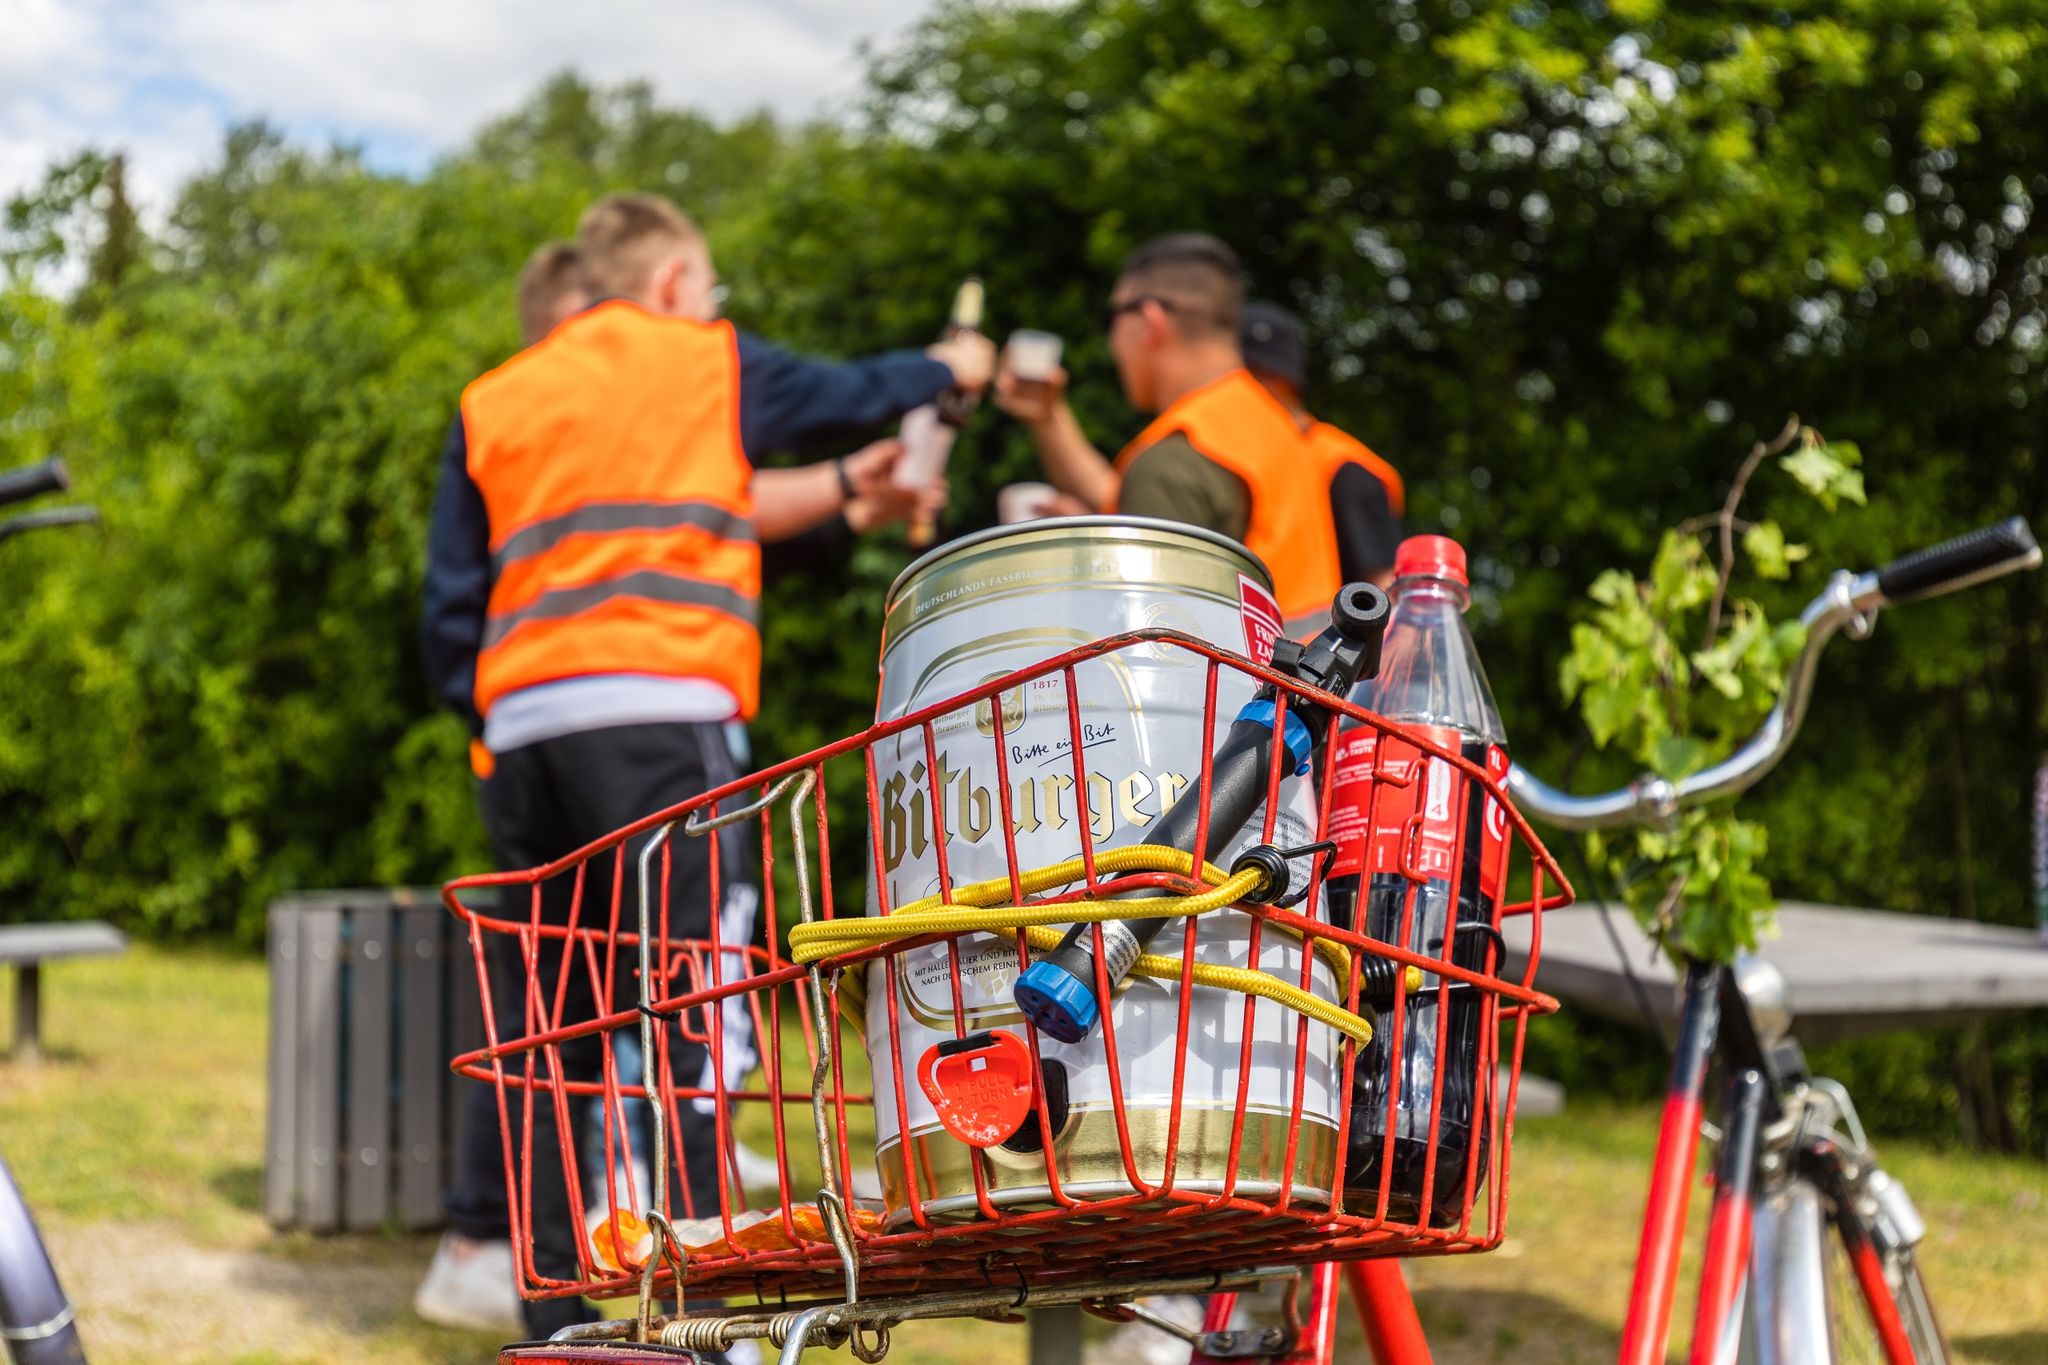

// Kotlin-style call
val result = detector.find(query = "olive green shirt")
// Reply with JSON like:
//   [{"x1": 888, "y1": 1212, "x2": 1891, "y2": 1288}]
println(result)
[
  {"x1": 1118, "y1": 429, "x2": 1404, "y2": 583},
  {"x1": 1117, "y1": 433, "x2": 1251, "y2": 542}
]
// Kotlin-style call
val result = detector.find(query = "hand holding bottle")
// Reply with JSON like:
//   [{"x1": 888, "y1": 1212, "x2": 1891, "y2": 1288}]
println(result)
[
  {"x1": 901, "y1": 279, "x2": 987, "y2": 547},
  {"x1": 847, "y1": 476, "x2": 949, "y2": 535},
  {"x1": 837, "y1": 437, "x2": 907, "y2": 501},
  {"x1": 928, "y1": 331, "x2": 996, "y2": 394}
]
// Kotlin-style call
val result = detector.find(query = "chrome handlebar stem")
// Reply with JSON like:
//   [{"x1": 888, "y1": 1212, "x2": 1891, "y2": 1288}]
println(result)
[{"x1": 1507, "y1": 569, "x2": 1885, "y2": 832}]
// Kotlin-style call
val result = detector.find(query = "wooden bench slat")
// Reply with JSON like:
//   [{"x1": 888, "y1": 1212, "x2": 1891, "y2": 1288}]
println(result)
[
  {"x1": 344, "y1": 905, "x2": 395, "y2": 1231},
  {"x1": 0, "y1": 922, "x2": 128, "y2": 964},
  {"x1": 295, "y1": 907, "x2": 345, "y2": 1232},
  {"x1": 1503, "y1": 901, "x2": 2048, "y2": 1044},
  {"x1": 263, "y1": 904, "x2": 301, "y2": 1224}
]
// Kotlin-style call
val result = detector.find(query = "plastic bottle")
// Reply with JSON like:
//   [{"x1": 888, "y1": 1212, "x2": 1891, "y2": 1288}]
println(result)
[{"x1": 1324, "y1": 535, "x2": 1509, "y2": 1224}]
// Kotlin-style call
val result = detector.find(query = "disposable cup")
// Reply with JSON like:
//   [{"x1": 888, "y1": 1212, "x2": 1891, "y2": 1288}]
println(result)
[{"x1": 996, "y1": 482, "x2": 1060, "y2": 524}]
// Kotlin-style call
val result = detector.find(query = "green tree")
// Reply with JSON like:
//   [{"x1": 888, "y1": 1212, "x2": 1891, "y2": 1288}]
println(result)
[
  {"x1": 2, "y1": 4, "x2": 2044, "y2": 1146},
  {"x1": 1560, "y1": 419, "x2": 1864, "y2": 963},
  {"x1": 0, "y1": 78, "x2": 799, "y2": 940},
  {"x1": 733, "y1": 0, "x2": 2047, "y2": 1149}
]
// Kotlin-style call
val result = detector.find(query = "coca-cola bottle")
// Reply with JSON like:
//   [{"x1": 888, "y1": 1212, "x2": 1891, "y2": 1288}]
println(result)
[{"x1": 1325, "y1": 535, "x2": 1509, "y2": 1224}]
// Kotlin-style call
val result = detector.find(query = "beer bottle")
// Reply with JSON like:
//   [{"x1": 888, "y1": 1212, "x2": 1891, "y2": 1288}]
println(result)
[{"x1": 896, "y1": 278, "x2": 985, "y2": 547}]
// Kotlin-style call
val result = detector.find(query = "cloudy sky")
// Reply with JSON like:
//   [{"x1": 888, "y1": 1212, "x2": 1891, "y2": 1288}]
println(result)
[{"x1": 1, "y1": 0, "x2": 935, "y2": 211}]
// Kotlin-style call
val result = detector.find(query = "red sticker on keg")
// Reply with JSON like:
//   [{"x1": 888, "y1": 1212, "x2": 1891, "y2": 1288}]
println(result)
[
  {"x1": 918, "y1": 1030, "x2": 1035, "y2": 1148},
  {"x1": 1238, "y1": 574, "x2": 1284, "y2": 663}
]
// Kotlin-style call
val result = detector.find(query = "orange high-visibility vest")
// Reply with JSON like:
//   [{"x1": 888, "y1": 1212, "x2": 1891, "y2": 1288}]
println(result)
[
  {"x1": 1108, "y1": 368, "x2": 1348, "y2": 629},
  {"x1": 462, "y1": 300, "x2": 761, "y2": 720},
  {"x1": 1307, "y1": 419, "x2": 1404, "y2": 518}
]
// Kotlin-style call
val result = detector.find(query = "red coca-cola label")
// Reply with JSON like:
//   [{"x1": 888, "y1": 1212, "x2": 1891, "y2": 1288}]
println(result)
[
  {"x1": 1329, "y1": 725, "x2": 1508, "y2": 899},
  {"x1": 1238, "y1": 574, "x2": 1284, "y2": 664},
  {"x1": 1477, "y1": 742, "x2": 1510, "y2": 903},
  {"x1": 1327, "y1": 727, "x2": 1390, "y2": 878}
]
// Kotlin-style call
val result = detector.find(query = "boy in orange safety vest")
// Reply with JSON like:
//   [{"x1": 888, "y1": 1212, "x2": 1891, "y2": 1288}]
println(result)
[{"x1": 420, "y1": 194, "x2": 990, "y2": 1336}]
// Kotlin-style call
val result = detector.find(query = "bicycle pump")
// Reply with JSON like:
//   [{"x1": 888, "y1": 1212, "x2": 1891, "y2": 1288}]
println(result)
[{"x1": 1013, "y1": 582, "x2": 1391, "y2": 1044}]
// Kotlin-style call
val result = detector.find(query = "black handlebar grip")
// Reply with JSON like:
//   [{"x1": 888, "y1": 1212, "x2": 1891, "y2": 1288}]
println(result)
[
  {"x1": 0, "y1": 458, "x2": 69, "y2": 510},
  {"x1": 1332, "y1": 582, "x2": 1390, "y2": 640},
  {"x1": 1875, "y1": 516, "x2": 2041, "y2": 604}
]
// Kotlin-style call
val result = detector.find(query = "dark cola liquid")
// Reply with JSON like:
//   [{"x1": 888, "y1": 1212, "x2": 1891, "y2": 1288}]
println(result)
[{"x1": 1331, "y1": 735, "x2": 1497, "y2": 1226}]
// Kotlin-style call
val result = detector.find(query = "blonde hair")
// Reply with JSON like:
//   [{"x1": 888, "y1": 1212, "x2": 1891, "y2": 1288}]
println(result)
[
  {"x1": 515, "y1": 241, "x2": 586, "y2": 345},
  {"x1": 576, "y1": 193, "x2": 703, "y2": 300}
]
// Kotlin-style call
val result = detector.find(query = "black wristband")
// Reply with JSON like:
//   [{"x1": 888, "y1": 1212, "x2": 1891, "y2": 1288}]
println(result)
[{"x1": 834, "y1": 457, "x2": 856, "y2": 501}]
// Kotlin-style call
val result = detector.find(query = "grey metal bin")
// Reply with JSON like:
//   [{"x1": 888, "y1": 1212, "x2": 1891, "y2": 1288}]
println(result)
[{"x1": 262, "y1": 887, "x2": 489, "y2": 1232}]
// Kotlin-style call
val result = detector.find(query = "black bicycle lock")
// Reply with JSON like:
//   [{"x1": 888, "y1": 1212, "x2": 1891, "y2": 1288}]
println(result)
[{"x1": 1011, "y1": 583, "x2": 1391, "y2": 1045}]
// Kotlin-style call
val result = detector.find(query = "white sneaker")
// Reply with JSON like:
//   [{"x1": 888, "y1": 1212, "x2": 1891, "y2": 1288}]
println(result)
[{"x1": 413, "y1": 1231, "x2": 526, "y2": 1335}]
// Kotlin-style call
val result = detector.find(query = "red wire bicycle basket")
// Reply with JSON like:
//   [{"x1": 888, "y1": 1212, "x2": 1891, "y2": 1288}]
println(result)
[{"x1": 444, "y1": 629, "x2": 1568, "y2": 1312}]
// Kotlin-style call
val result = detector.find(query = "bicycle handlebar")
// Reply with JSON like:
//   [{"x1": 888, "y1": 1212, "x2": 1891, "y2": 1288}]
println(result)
[
  {"x1": 0, "y1": 459, "x2": 68, "y2": 510},
  {"x1": 1875, "y1": 515, "x2": 2039, "y2": 604},
  {"x1": 1509, "y1": 517, "x2": 2042, "y2": 831},
  {"x1": 0, "y1": 1152, "x2": 84, "y2": 1364},
  {"x1": 0, "y1": 505, "x2": 100, "y2": 545}
]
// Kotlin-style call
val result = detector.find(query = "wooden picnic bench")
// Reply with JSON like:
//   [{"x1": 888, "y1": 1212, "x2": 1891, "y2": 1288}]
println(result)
[
  {"x1": 1504, "y1": 901, "x2": 2048, "y2": 1043},
  {"x1": 0, "y1": 921, "x2": 128, "y2": 1062}
]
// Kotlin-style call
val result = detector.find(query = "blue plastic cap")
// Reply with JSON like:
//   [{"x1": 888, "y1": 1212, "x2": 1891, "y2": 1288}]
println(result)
[
  {"x1": 1236, "y1": 698, "x2": 1315, "y2": 777},
  {"x1": 1013, "y1": 960, "x2": 1099, "y2": 1044}
]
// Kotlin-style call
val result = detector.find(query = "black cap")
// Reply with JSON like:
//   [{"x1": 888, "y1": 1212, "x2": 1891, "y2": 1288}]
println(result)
[{"x1": 1240, "y1": 301, "x2": 1306, "y2": 391}]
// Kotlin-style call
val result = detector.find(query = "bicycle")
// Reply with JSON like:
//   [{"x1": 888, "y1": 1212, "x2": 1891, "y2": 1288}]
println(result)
[
  {"x1": 1195, "y1": 516, "x2": 2043, "y2": 1364},
  {"x1": 1196, "y1": 517, "x2": 2039, "y2": 1358},
  {"x1": 445, "y1": 516, "x2": 2035, "y2": 1365},
  {"x1": 1502, "y1": 515, "x2": 2041, "y2": 1365},
  {"x1": 0, "y1": 456, "x2": 98, "y2": 1365}
]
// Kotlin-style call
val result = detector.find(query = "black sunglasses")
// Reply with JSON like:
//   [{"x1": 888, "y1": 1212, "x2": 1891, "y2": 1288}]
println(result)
[{"x1": 1104, "y1": 294, "x2": 1178, "y2": 329}]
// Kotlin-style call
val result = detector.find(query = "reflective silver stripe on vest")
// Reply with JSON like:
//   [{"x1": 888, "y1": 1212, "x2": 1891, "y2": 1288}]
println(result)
[
  {"x1": 491, "y1": 500, "x2": 756, "y2": 574},
  {"x1": 483, "y1": 569, "x2": 759, "y2": 646}
]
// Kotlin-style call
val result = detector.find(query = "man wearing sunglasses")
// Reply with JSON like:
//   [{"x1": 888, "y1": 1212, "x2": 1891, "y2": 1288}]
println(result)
[{"x1": 997, "y1": 233, "x2": 1386, "y2": 634}]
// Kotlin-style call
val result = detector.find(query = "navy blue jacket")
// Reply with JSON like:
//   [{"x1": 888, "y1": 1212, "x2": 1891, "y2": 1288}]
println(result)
[{"x1": 422, "y1": 329, "x2": 951, "y2": 730}]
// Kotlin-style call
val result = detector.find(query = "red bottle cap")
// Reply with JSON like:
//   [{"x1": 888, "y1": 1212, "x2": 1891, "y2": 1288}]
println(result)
[
  {"x1": 917, "y1": 1030, "x2": 1036, "y2": 1148},
  {"x1": 1393, "y1": 534, "x2": 1468, "y2": 586}
]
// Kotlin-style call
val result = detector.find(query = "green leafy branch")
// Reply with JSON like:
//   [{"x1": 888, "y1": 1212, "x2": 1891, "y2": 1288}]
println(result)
[{"x1": 1558, "y1": 417, "x2": 1865, "y2": 962}]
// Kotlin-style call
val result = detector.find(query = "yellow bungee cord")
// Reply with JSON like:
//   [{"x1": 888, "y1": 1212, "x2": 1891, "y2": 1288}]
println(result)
[{"x1": 788, "y1": 845, "x2": 1421, "y2": 1047}]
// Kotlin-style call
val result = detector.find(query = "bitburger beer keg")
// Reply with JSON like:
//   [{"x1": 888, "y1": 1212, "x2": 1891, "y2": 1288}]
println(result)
[{"x1": 865, "y1": 516, "x2": 1341, "y2": 1223}]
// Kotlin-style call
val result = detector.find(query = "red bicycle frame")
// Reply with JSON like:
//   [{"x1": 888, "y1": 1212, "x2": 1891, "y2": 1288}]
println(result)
[
  {"x1": 1621, "y1": 962, "x2": 1724, "y2": 1363},
  {"x1": 1316, "y1": 958, "x2": 1738, "y2": 1365}
]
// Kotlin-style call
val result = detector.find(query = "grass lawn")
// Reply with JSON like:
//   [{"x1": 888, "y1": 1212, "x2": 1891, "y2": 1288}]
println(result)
[{"x1": 2, "y1": 945, "x2": 2043, "y2": 1363}]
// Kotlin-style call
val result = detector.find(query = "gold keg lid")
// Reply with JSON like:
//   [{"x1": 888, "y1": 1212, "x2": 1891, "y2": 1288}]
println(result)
[{"x1": 884, "y1": 515, "x2": 1275, "y2": 618}]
